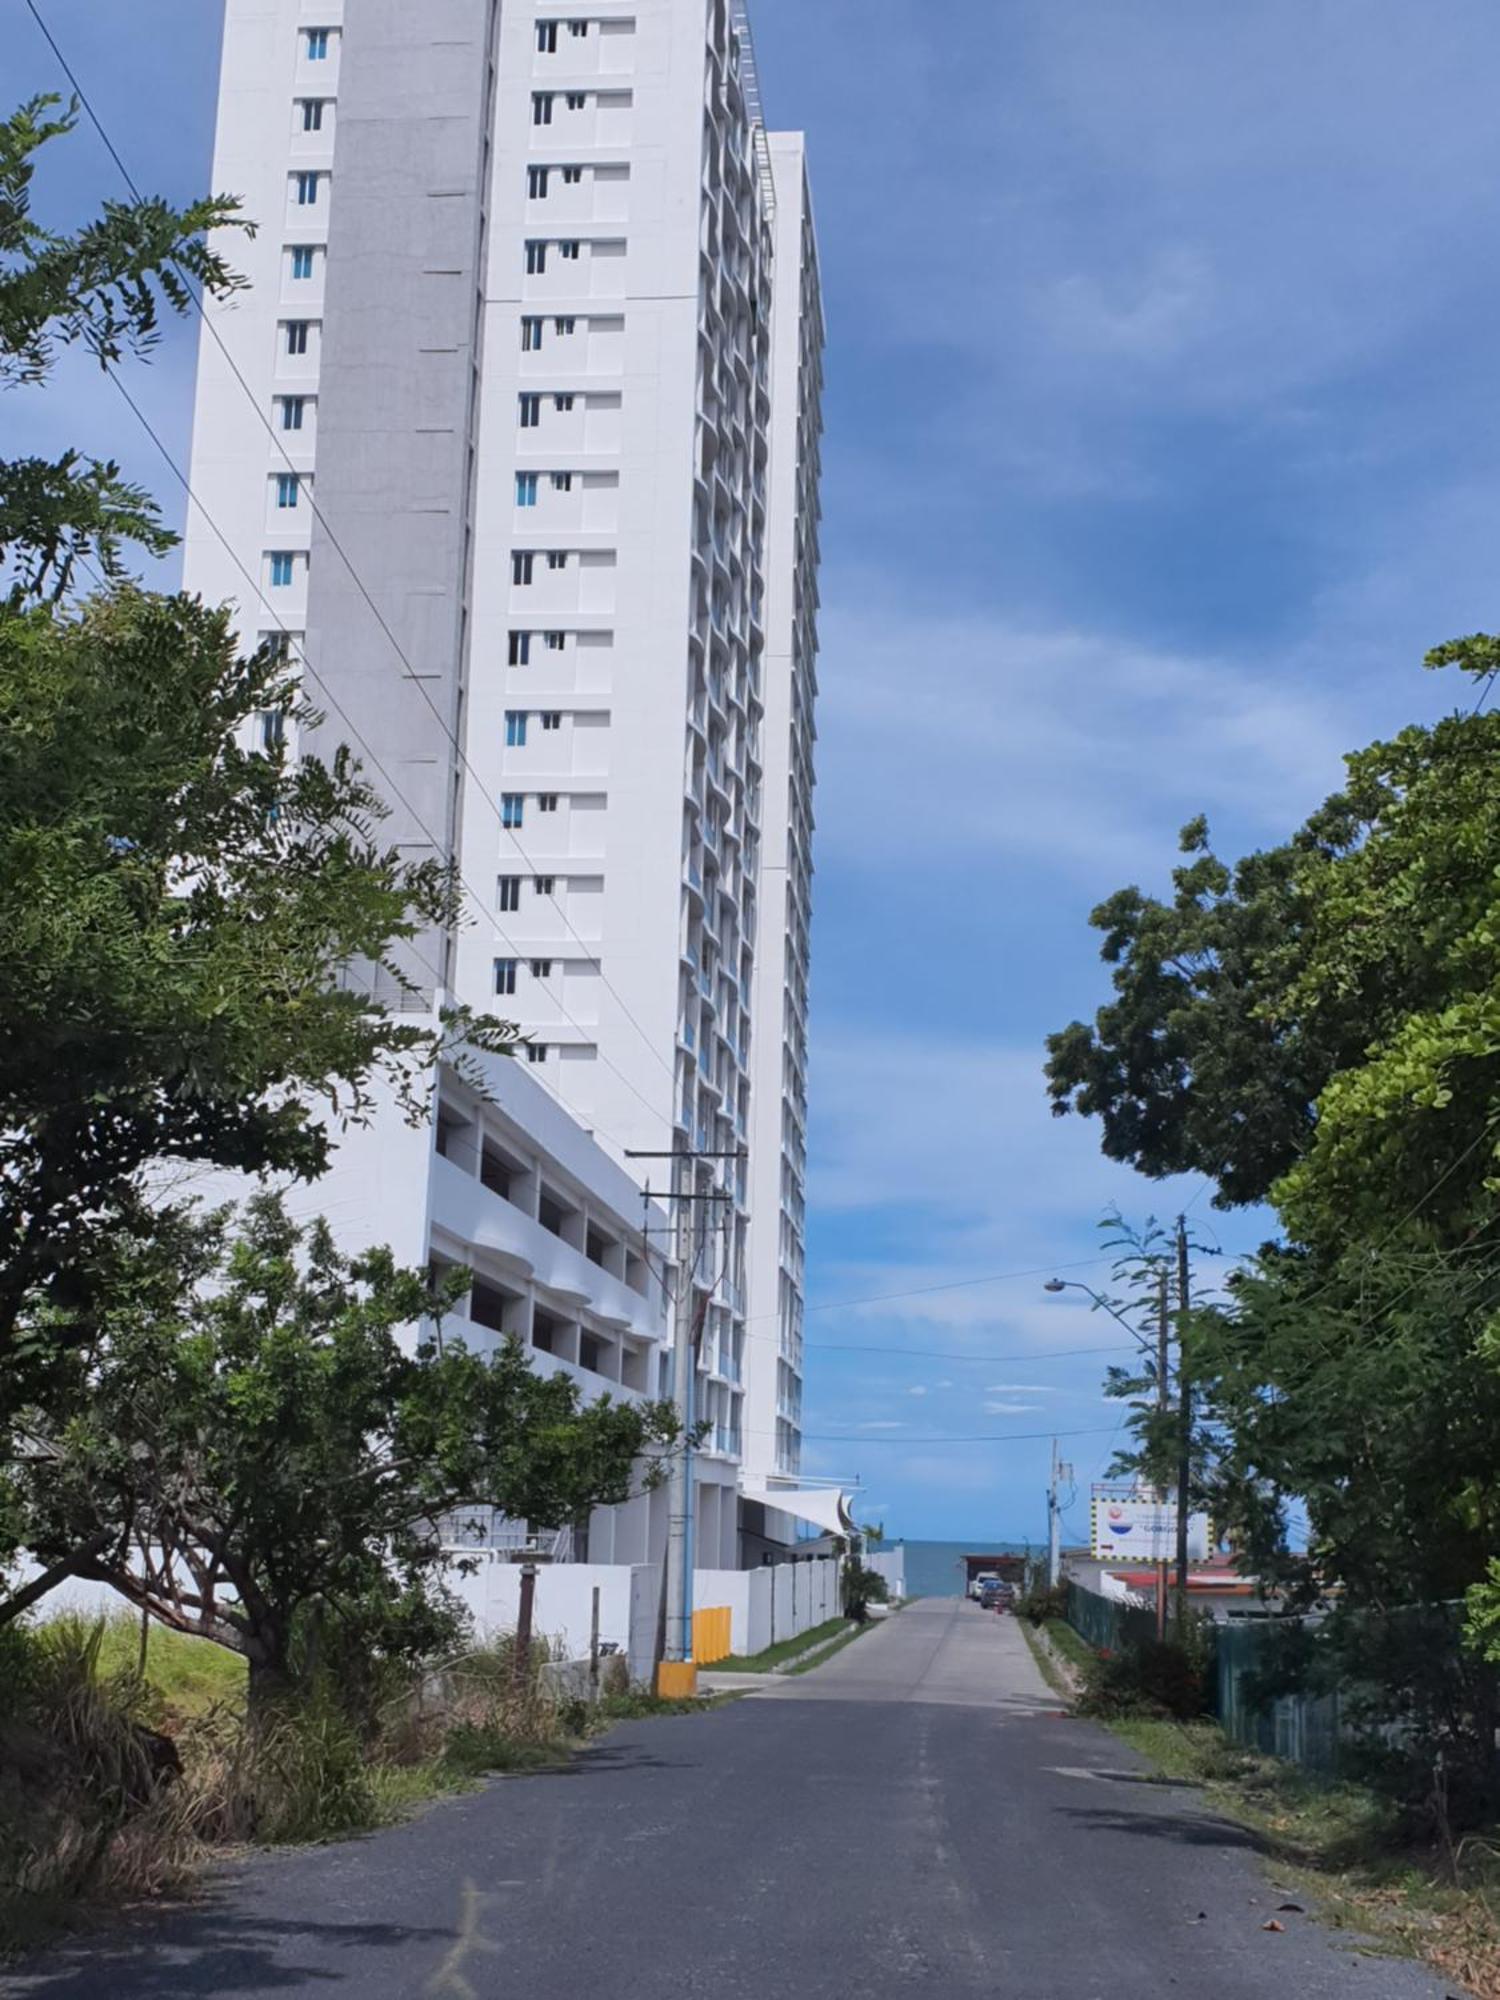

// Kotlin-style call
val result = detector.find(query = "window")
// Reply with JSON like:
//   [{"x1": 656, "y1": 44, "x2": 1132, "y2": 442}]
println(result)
[
  {"x1": 534, "y1": 875, "x2": 555, "y2": 894},
  {"x1": 561, "y1": 167, "x2": 583, "y2": 185},
  {"x1": 300, "y1": 98, "x2": 325, "y2": 131},
  {"x1": 290, "y1": 245, "x2": 315, "y2": 280},
  {"x1": 569, "y1": 20, "x2": 589, "y2": 37},
  {"x1": 553, "y1": 393, "x2": 575, "y2": 411},
  {"x1": 261, "y1": 629, "x2": 293, "y2": 663},
  {"x1": 536, "y1": 20, "x2": 558, "y2": 51},
  {"x1": 526, "y1": 1043, "x2": 548, "y2": 1064},
  {"x1": 305, "y1": 27, "x2": 330, "y2": 58},
  {"x1": 501, "y1": 795, "x2": 524, "y2": 830},
  {"x1": 519, "y1": 392, "x2": 541, "y2": 427},
  {"x1": 269, "y1": 552, "x2": 295, "y2": 587},
  {"x1": 558, "y1": 239, "x2": 580, "y2": 260},
  {"x1": 275, "y1": 473, "x2": 300, "y2": 509},
  {"x1": 512, "y1": 552, "x2": 535, "y2": 585},
  {"x1": 506, "y1": 711, "x2": 528, "y2": 747},
  {"x1": 532, "y1": 93, "x2": 555, "y2": 126},
  {"x1": 258, "y1": 709, "x2": 286, "y2": 751},
  {"x1": 516, "y1": 473, "x2": 538, "y2": 507},
  {"x1": 294, "y1": 171, "x2": 321, "y2": 206},
  {"x1": 525, "y1": 240, "x2": 548, "y2": 275},
  {"x1": 498, "y1": 875, "x2": 521, "y2": 913},
  {"x1": 544, "y1": 630, "x2": 565, "y2": 651},
  {"x1": 538, "y1": 793, "x2": 559, "y2": 812},
  {"x1": 285, "y1": 320, "x2": 310, "y2": 355},
  {"x1": 521, "y1": 316, "x2": 544, "y2": 352},
  {"x1": 527, "y1": 165, "x2": 550, "y2": 198},
  {"x1": 554, "y1": 315, "x2": 576, "y2": 334},
  {"x1": 541, "y1": 711, "x2": 562, "y2": 730},
  {"x1": 531, "y1": 959, "x2": 553, "y2": 978},
  {"x1": 550, "y1": 472, "x2": 573, "y2": 492},
  {"x1": 494, "y1": 958, "x2": 518, "y2": 996},
  {"x1": 546, "y1": 550, "x2": 567, "y2": 570},
  {"x1": 565, "y1": 92, "x2": 586, "y2": 110},
  {"x1": 509, "y1": 630, "x2": 532, "y2": 665}
]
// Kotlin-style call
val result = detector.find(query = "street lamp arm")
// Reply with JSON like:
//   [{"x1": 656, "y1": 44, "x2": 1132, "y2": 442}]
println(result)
[{"x1": 1043, "y1": 1277, "x2": 1154, "y2": 1353}]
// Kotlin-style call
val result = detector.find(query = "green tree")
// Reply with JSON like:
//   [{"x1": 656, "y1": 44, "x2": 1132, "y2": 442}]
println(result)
[
  {"x1": 17, "y1": 1197, "x2": 681, "y2": 1704},
  {"x1": 1047, "y1": 641, "x2": 1500, "y2": 1762},
  {"x1": 1045, "y1": 638, "x2": 1500, "y2": 1246},
  {"x1": 1, "y1": 95, "x2": 248, "y2": 600}
]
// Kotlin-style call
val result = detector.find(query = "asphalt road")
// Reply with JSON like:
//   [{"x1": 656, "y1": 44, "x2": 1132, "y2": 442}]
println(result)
[{"x1": 4, "y1": 1598, "x2": 1462, "y2": 1999}]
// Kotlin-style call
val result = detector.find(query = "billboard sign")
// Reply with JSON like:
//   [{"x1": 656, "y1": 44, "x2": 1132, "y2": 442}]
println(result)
[{"x1": 1090, "y1": 1489, "x2": 1210, "y2": 1562}]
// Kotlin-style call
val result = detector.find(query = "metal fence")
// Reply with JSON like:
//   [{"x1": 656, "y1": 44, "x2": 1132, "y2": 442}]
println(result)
[
  {"x1": 1065, "y1": 1580, "x2": 1159, "y2": 1655},
  {"x1": 1067, "y1": 1583, "x2": 1478, "y2": 1779},
  {"x1": 1215, "y1": 1618, "x2": 1342, "y2": 1772}
]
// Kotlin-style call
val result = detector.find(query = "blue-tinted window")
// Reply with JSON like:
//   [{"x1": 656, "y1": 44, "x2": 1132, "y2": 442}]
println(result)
[
  {"x1": 275, "y1": 474, "x2": 299, "y2": 509},
  {"x1": 290, "y1": 245, "x2": 314, "y2": 279},
  {"x1": 521, "y1": 316, "x2": 543, "y2": 352},
  {"x1": 301, "y1": 98, "x2": 325, "y2": 131},
  {"x1": 506, "y1": 712, "x2": 528, "y2": 747},
  {"x1": 518, "y1": 393, "x2": 541, "y2": 427},
  {"x1": 294, "y1": 172, "x2": 320, "y2": 206},
  {"x1": 269, "y1": 552, "x2": 294, "y2": 587},
  {"x1": 509, "y1": 631, "x2": 532, "y2": 665},
  {"x1": 501, "y1": 795, "x2": 525, "y2": 829},
  {"x1": 494, "y1": 958, "x2": 518, "y2": 995},
  {"x1": 516, "y1": 473, "x2": 538, "y2": 507},
  {"x1": 305, "y1": 28, "x2": 330, "y2": 58},
  {"x1": 280, "y1": 397, "x2": 306, "y2": 431}
]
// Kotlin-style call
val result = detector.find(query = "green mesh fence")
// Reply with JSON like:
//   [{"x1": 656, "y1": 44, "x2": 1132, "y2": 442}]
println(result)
[
  {"x1": 1065, "y1": 1581, "x2": 1158, "y2": 1656},
  {"x1": 1215, "y1": 1618, "x2": 1343, "y2": 1773}
]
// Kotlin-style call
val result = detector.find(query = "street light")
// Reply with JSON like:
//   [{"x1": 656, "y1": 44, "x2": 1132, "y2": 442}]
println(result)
[{"x1": 1043, "y1": 1276, "x2": 1153, "y2": 1354}]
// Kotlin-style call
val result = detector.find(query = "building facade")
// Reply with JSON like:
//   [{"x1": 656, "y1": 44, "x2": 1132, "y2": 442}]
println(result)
[{"x1": 182, "y1": 0, "x2": 825, "y2": 1561}]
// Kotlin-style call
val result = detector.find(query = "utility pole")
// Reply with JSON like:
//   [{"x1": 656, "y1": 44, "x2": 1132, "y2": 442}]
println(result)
[
  {"x1": 1174, "y1": 1213, "x2": 1192, "y2": 1631},
  {"x1": 627, "y1": 1146, "x2": 741, "y2": 1699},
  {"x1": 1047, "y1": 1440, "x2": 1073, "y2": 1587},
  {"x1": 1155, "y1": 1267, "x2": 1170, "y2": 1642},
  {"x1": 1047, "y1": 1438, "x2": 1061, "y2": 1585}
]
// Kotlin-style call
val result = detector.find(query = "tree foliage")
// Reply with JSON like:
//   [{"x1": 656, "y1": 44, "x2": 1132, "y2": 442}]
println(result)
[
  {"x1": 1046, "y1": 640, "x2": 1500, "y2": 1246},
  {"x1": 0, "y1": 588, "x2": 511, "y2": 1413},
  {"x1": 16, "y1": 1198, "x2": 681, "y2": 1701},
  {"x1": 1, "y1": 95, "x2": 249, "y2": 600},
  {"x1": 1047, "y1": 641, "x2": 1500, "y2": 1669}
]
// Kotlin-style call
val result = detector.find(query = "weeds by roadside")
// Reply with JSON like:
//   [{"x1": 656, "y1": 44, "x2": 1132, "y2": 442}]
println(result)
[
  {"x1": 0, "y1": 1614, "x2": 717, "y2": 1961},
  {"x1": 1016, "y1": 1610, "x2": 1500, "y2": 2000}
]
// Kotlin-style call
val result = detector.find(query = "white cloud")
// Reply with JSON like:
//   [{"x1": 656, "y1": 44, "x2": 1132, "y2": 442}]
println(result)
[
  {"x1": 983, "y1": 1401, "x2": 1043, "y2": 1416},
  {"x1": 816, "y1": 602, "x2": 1358, "y2": 885},
  {"x1": 986, "y1": 1383, "x2": 1057, "y2": 1395},
  {"x1": 905, "y1": 1385, "x2": 928, "y2": 1398},
  {"x1": 855, "y1": 1421, "x2": 906, "y2": 1432}
]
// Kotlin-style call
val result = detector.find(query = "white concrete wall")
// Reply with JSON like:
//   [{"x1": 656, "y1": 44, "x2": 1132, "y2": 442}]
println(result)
[
  {"x1": 864, "y1": 1549, "x2": 907, "y2": 1600},
  {"x1": 695, "y1": 1558, "x2": 838, "y2": 1656}
]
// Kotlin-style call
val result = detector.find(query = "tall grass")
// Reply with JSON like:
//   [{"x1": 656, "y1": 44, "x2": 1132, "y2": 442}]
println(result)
[{"x1": 0, "y1": 1614, "x2": 606, "y2": 1953}]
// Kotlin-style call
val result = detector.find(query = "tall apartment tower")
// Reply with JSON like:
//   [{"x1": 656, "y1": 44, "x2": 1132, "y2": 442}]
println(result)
[{"x1": 182, "y1": 0, "x2": 825, "y2": 1559}]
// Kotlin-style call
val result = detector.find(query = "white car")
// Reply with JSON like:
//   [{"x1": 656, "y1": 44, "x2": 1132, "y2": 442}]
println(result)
[{"x1": 968, "y1": 1572, "x2": 1000, "y2": 1601}]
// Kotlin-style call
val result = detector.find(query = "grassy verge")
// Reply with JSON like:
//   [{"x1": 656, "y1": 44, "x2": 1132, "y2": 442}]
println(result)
[
  {"x1": 1016, "y1": 1614, "x2": 1085, "y2": 1699},
  {"x1": 785, "y1": 1619, "x2": 878, "y2": 1675},
  {"x1": 712, "y1": 1616, "x2": 849, "y2": 1674},
  {"x1": 1113, "y1": 1719, "x2": 1500, "y2": 1996}
]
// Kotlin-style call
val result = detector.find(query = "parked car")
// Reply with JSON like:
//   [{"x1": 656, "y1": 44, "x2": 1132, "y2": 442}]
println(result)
[
  {"x1": 968, "y1": 1571, "x2": 1000, "y2": 1602},
  {"x1": 990, "y1": 1580, "x2": 1017, "y2": 1612},
  {"x1": 977, "y1": 1578, "x2": 1005, "y2": 1610}
]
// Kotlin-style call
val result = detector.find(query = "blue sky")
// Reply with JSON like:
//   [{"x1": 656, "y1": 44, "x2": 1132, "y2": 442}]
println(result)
[{"x1": 9, "y1": 0, "x2": 1500, "y2": 1543}]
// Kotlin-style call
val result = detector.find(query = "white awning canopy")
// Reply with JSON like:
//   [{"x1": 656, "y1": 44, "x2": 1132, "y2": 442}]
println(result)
[{"x1": 741, "y1": 1479, "x2": 858, "y2": 1538}]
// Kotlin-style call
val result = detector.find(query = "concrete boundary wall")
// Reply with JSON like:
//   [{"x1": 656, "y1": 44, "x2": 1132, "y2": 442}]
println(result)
[{"x1": 451, "y1": 1556, "x2": 842, "y2": 1678}]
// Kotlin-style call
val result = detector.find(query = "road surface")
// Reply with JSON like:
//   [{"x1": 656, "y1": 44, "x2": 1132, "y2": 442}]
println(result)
[{"x1": 4, "y1": 1598, "x2": 1459, "y2": 1999}]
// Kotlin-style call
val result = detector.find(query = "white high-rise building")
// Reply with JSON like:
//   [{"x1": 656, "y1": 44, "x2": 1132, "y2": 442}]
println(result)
[{"x1": 182, "y1": 0, "x2": 826, "y2": 1565}]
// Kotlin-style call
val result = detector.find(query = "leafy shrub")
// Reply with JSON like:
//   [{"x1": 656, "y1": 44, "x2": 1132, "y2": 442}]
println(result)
[
  {"x1": 1016, "y1": 1580, "x2": 1069, "y2": 1628},
  {"x1": 842, "y1": 1558, "x2": 890, "y2": 1624},
  {"x1": 1077, "y1": 1638, "x2": 1209, "y2": 1721}
]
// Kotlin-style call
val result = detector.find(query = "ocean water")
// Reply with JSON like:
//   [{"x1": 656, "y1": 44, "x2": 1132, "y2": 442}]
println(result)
[{"x1": 870, "y1": 1538, "x2": 1037, "y2": 1599}]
